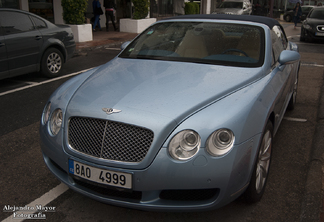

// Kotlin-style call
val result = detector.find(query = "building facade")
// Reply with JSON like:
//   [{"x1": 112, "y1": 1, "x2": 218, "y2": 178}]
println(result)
[
  {"x1": 2, "y1": 0, "x2": 321, "y2": 25},
  {"x1": 0, "y1": 0, "x2": 201, "y2": 26}
]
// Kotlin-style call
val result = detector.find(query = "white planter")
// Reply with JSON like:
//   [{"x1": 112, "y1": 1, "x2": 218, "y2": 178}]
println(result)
[
  {"x1": 69, "y1": 24, "x2": 93, "y2": 43},
  {"x1": 119, "y1": 18, "x2": 157, "y2": 34},
  {"x1": 280, "y1": 14, "x2": 284, "y2": 21}
]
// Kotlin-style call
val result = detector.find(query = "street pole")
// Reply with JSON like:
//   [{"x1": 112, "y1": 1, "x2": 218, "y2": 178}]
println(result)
[{"x1": 269, "y1": 0, "x2": 274, "y2": 17}]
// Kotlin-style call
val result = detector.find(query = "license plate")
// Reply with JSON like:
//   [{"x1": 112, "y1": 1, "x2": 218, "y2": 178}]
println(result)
[
  {"x1": 315, "y1": 32, "x2": 324, "y2": 36},
  {"x1": 69, "y1": 159, "x2": 132, "y2": 189}
]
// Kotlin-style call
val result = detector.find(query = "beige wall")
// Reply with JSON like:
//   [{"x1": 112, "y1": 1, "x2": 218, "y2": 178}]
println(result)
[
  {"x1": 20, "y1": 0, "x2": 29, "y2": 11},
  {"x1": 53, "y1": 1, "x2": 64, "y2": 24}
]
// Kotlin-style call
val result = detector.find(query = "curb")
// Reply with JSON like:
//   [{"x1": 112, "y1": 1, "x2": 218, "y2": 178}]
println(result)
[
  {"x1": 74, "y1": 37, "x2": 136, "y2": 57},
  {"x1": 75, "y1": 40, "x2": 126, "y2": 53},
  {"x1": 300, "y1": 71, "x2": 324, "y2": 221}
]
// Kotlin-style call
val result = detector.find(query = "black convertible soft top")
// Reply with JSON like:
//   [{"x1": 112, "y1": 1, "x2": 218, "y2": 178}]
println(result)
[{"x1": 163, "y1": 14, "x2": 280, "y2": 29}]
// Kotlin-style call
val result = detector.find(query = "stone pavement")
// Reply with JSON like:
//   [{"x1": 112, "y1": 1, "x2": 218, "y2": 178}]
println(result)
[
  {"x1": 300, "y1": 66, "x2": 324, "y2": 222},
  {"x1": 73, "y1": 22, "x2": 324, "y2": 222},
  {"x1": 282, "y1": 22, "x2": 324, "y2": 222},
  {"x1": 75, "y1": 28, "x2": 138, "y2": 52}
]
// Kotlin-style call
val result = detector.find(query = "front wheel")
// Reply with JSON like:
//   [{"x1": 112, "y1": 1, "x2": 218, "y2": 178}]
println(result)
[
  {"x1": 300, "y1": 28, "x2": 306, "y2": 42},
  {"x1": 285, "y1": 15, "x2": 292, "y2": 22},
  {"x1": 287, "y1": 71, "x2": 299, "y2": 110},
  {"x1": 244, "y1": 121, "x2": 273, "y2": 203},
  {"x1": 41, "y1": 48, "x2": 64, "y2": 78}
]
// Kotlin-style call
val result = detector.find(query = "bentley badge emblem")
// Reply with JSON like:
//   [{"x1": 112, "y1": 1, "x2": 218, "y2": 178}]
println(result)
[{"x1": 102, "y1": 108, "x2": 121, "y2": 115}]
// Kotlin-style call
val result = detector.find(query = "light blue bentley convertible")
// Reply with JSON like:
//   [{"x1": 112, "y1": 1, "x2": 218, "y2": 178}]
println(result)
[{"x1": 40, "y1": 14, "x2": 300, "y2": 211}]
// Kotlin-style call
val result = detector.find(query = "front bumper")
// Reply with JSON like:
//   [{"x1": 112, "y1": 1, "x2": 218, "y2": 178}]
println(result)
[
  {"x1": 65, "y1": 42, "x2": 76, "y2": 61},
  {"x1": 40, "y1": 133, "x2": 261, "y2": 211},
  {"x1": 302, "y1": 28, "x2": 324, "y2": 41}
]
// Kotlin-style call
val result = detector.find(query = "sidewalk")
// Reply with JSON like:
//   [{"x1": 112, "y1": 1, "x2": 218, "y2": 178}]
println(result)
[
  {"x1": 284, "y1": 23, "x2": 324, "y2": 222},
  {"x1": 75, "y1": 27, "x2": 138, "y2": 52}
]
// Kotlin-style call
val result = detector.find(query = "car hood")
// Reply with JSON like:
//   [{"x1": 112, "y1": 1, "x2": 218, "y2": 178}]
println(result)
[
  {"x1": 213, "y1": 8, "x2": 243, "y2": 14},
  {"x1": 305, "y1": 18, "x2": 324, "y2": 25},
  {"x1": 66, "y1": 58, "x2": 262, "y2": 128}
]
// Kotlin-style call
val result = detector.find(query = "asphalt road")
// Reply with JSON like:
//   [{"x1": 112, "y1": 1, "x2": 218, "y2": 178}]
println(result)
[{"x1": 1, "y1": 23, "x2": 324, "y2": 222}]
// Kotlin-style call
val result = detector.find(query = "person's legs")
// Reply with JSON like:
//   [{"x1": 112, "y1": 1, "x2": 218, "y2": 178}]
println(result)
[
  {"x1": 105, "y1": 11, "x2": 117, "y2": 31},
  {"x1": 105, "y1": 11, "x2": 109, "y2": 31},
  {"x1": 97, "y1": 15, "x2": 101, "y2": 30},
  {"x1": 93, "y1": 15, "x2": 99, "y2": 31},
  {"x1": 109, "y1": 11, "x2": 117, "y2": 31}
]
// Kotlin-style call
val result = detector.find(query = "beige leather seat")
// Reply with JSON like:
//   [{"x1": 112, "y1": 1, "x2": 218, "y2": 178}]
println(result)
[{"x1": 176, "y1": 30, "x2": 208, "y2": 58}]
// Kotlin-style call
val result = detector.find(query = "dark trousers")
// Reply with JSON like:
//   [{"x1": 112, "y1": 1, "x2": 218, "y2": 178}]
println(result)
[{"x1": 105, "y1": 11, "x2": 117, "y2": 31}]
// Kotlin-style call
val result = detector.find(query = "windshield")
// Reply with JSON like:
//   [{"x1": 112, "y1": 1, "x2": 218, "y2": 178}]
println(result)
[
  {"x1": 219, "y1": 2, "x2": 243, "y2": 8},
  {"x1": 119, "y1": 22, "x2": 265, "y2": 67},
  {"x1": 301, "y1": 6, "x2": 312, "y2": 13},
  {"x1": 309, "y1": 8, "x2": 324, "y2": 19}
]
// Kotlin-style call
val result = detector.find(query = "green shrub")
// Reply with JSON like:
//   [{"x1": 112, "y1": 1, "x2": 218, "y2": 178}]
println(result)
[
  {"x1": 185, "y1": 2, "x2": 200, "y2": 15},
  {"x1": 61, "y1": 0, "x2": 88, "y2": 24},
  {"x1": 133, "y1": 0, "x2": 149, "y2": 19}
]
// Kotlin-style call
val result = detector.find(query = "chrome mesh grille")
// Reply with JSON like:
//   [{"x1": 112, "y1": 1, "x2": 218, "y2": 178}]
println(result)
[{"x1": 68, "y1": 117, "x2": 154, "y2": 162}]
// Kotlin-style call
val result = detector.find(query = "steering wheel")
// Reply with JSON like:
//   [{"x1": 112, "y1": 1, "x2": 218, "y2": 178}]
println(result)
[{"x1": 222, "y1": 49, "x2": 249, "y2": 57}]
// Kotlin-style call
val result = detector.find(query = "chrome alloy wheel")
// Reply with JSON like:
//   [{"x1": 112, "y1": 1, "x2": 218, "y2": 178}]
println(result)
[
  {"x1": 255, "y1": 130, "x2": 272, "y2": 194},
  {"x1": 47, "y1": 52, "x2": 62, "y2": 74},
  {"x1": 244, "y1": 121, "x2": 273, "y2": 203}
]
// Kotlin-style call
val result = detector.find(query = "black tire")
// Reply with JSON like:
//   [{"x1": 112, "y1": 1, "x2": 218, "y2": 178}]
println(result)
[
  {"x1": 244, "y1": 121, "x2": 273, "y2": 203},
  {"x1": 300, "y1": 28, "x2": 305, "y2": 42},
  {"x1": 41, "y1": 48, "x2": 64, "y2": 78},
  {"x1": 300, "y1": 36, "x2": 305, "y2": 42},
  {"x1": 285, "y1": 15, "x2": 291, "y2": 22}
]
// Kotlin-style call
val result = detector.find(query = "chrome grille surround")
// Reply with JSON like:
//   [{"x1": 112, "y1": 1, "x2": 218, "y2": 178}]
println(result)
[
  {"x1": 317, "y1": 25, "x2": 324, "y2": 32},
  {"x1": 68, "y1": 117, "x2": 154, "y2": 163}
]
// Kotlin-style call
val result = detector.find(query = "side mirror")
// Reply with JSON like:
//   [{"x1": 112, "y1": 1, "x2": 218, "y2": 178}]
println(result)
[
  {"x1": 121, "y1": 41, "x2": 131, "y2": 50},
  {"x1": 278, "y1": 50, "x2": 300, "y2": 65}
]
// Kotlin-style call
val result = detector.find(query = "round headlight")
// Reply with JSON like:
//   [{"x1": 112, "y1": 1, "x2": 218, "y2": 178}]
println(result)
[
  {"x1": 206, "y1": 129, "x2": 235, "y2": 157},
  {"x1": 180, "y1": 131, "x2": 200, "y2": 151},
  {"x1": 169, "y1": 130, "x2": 201, "y2": 160},
  {"x1": 42, "y1": 102, "x2": 51, "y2": 125},
  {"x1": 49, "y1": 109, "x2": 63, "y2": 136}
]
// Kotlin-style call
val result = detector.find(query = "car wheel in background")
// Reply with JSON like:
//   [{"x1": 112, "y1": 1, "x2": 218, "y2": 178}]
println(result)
[
  {"x1": 244, "y1": 121, "x2": 273, "y2": 203},
  {"x1": 41, "y1": 48, "x2": 64, "y2": 78},
  {"x1": 285, "y1": 15, "x2": 292, "y2": 22}
]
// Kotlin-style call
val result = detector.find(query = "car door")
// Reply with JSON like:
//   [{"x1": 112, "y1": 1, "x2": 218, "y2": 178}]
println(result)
[
  {"x1": 1, "y1": 10, "x2": 43, "y2": 77},
  {"x1": 0, "y1": 24, "x2": 9, "y2": 80},
  {"x1": 270, "y1": 26, "x2": 295, "y2": 129}
]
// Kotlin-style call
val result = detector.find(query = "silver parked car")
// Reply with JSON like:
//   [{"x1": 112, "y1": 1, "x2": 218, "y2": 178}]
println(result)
[
  {"x1": 213, "y1": 0, "x2": 252, "y2": 15},
  {"x1": 0, "y1": 8, "x2": 75, "y2": 80},
  {"x1": 40, "y1": 14, "x2": 300, "y2": 211}
]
